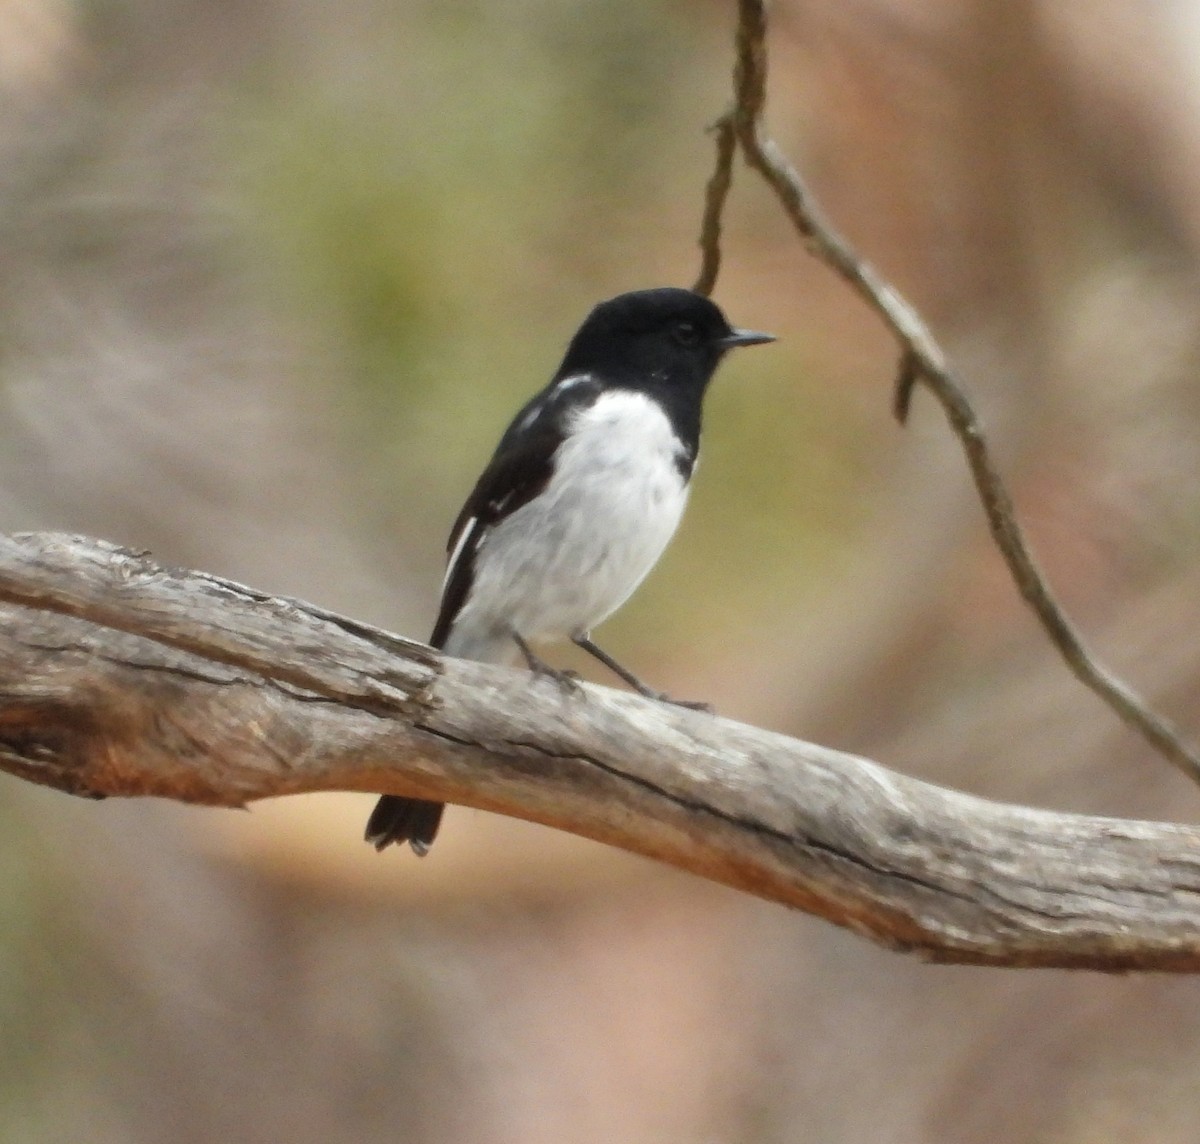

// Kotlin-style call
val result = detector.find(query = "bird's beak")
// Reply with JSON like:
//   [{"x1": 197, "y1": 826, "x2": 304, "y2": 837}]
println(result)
[{"x1": 719, "y1": 328, "x2": 777, "y2": 349}]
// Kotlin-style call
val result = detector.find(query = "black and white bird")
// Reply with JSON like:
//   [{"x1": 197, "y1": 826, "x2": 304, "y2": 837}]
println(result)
[{"x1": 366, "y1": 286, "x2": 775, "y2": 855}]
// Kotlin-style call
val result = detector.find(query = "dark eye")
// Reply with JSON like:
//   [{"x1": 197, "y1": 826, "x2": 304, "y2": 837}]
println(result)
[{"x1": 672, "y1": 322, "x2": 700, "y2": 346}]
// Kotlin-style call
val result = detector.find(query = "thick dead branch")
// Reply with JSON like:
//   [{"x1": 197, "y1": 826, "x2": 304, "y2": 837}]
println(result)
[
  {"x1": 696, "y1": 0, "x2": 1200, "y2": 787},
  {"x1": 0, "y1": 532, "x2": 1198, "y2": 971}
]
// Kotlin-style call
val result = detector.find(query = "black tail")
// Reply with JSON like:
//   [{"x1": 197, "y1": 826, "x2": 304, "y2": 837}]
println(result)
[{"x1": 365, "y1": 796, "x2": 444, "y2": 857}]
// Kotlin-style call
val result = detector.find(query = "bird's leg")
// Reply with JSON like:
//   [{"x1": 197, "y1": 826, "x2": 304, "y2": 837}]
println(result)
[
  {"x1": 512, "y1": 630, "x2": 584, "y2": 696},
  {"x1": 571, "y1": 634, "x2": 712, "y2": 712}
]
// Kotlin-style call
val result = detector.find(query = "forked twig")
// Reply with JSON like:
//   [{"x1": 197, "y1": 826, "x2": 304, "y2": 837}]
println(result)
[{"x1": 697, "y1": 0, "x2": 1200, "y2": 785}]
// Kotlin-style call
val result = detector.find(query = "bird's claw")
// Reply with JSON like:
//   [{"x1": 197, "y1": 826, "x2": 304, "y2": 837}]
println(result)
[
  {"x1": 513, "y1": 632, "x2": 586, "y2": 698},
  {"x1": 653, "y1": 692, "x2": 714, "y2": 713},
  {"x1": 538, "y1": 663, "x2": 585, "y2": 698},
  {"x1": 670, "y1": 696, "x2": 714, "y2": 713}
]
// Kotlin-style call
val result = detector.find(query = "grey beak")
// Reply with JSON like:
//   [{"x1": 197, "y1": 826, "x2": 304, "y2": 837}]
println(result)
[{"x1": 719, "y1": 328, "x2": 777, "y2": 349}]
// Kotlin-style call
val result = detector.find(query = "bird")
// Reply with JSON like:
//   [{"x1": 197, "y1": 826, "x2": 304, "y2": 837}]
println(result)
[{"x1": 366, "y1": 286, "x2": 775, "y2": 856}]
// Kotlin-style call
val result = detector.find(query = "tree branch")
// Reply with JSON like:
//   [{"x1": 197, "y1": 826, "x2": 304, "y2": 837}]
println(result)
[
  {"x1": 1, "y1": 531, "x2": 1199, "y2": 971},
  {"x1": 696, "y1": 0, "x2": 1200, "y2": 787}
]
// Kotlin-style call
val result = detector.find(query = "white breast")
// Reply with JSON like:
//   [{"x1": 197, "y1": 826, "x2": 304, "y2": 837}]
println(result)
[{"x1": 449, "y1": 390, "x2": 691, "y2": 654}]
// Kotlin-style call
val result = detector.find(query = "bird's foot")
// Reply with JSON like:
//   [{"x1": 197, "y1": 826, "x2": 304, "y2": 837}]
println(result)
[
  {"x1": 569, "y1": 634, "x2": 713, "y2": 712},
  {"x1": 641, "y1": 688, "x2": 713, "y2": 714},
  {"x1": 538, "y1": 662, "x2": 585, "y2": 697},
  {"x1": 513, "y1": 632, "x2": 585, "y2": 698},
  {"x1": 666, "y1": 695, "x2": 715, "y2": 713}
]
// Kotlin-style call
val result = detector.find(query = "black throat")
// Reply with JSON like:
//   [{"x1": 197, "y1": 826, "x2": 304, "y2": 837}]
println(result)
[{"x1": 633, "y1": 375, "x2": 703, "y2": 482}]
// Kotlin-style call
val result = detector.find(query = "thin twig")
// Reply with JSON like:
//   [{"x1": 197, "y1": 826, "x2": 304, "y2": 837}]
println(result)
[
  {"x1": 693, "y1": 116, "x2": 737, "y2": 297},
  {"x1": 702, "y1": 0, "x2": 1200, "y2": 785}
]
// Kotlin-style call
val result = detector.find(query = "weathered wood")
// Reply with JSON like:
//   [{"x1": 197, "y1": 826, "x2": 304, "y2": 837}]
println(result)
[{"x1": 0, "y1": 531, "x2": 1198, "y2": 970}]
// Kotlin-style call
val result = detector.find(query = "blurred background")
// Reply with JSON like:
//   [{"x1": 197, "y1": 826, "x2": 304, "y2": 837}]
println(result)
[{"x1": 2, "y1": 0, "x2": 1200, "y2": 1140}]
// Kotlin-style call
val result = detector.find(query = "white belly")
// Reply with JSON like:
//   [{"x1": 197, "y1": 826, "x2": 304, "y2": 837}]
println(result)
[{"x1": 450, "y1": 390, "x2": 690, "y2": 654}]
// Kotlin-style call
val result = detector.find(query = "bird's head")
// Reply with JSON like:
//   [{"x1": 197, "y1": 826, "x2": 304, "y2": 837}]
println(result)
[{"x1": 556, "y1": 287, "x2": 775, "y2": 396}]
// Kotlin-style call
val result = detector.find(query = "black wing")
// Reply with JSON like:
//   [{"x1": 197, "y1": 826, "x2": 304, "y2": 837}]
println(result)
[{"x1": 430, "y1": 375, "x2": 601, "y2": 649}]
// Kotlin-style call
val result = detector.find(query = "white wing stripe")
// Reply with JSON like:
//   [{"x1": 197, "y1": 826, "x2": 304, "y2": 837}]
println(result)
[{"x1": 443, "y1": 516, "x2": 479, "y2": 592}]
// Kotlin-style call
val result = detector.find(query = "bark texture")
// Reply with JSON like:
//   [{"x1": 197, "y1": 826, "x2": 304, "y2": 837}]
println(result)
[{"x1": 0, "y1": 531, "x2": 1198, "y2": 970}]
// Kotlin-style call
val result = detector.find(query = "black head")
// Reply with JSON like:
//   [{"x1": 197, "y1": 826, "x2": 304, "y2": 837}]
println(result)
[{"x1": 555, "y1": 287, "x2": 774, "y2": 398}]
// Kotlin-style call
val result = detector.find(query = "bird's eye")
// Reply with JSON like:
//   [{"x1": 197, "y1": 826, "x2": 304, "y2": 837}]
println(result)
[{"x1": 673, "y1": 322, "x2": 700, "y2": 346}]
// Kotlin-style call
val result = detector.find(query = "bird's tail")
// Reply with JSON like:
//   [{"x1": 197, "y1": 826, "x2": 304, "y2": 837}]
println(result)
[
  {"x1": 365, "y1": 625, "x2": 518, "y2": 855},
  {"x1": 365, "y1": 795, "x2": 444, "y2": 857}
]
